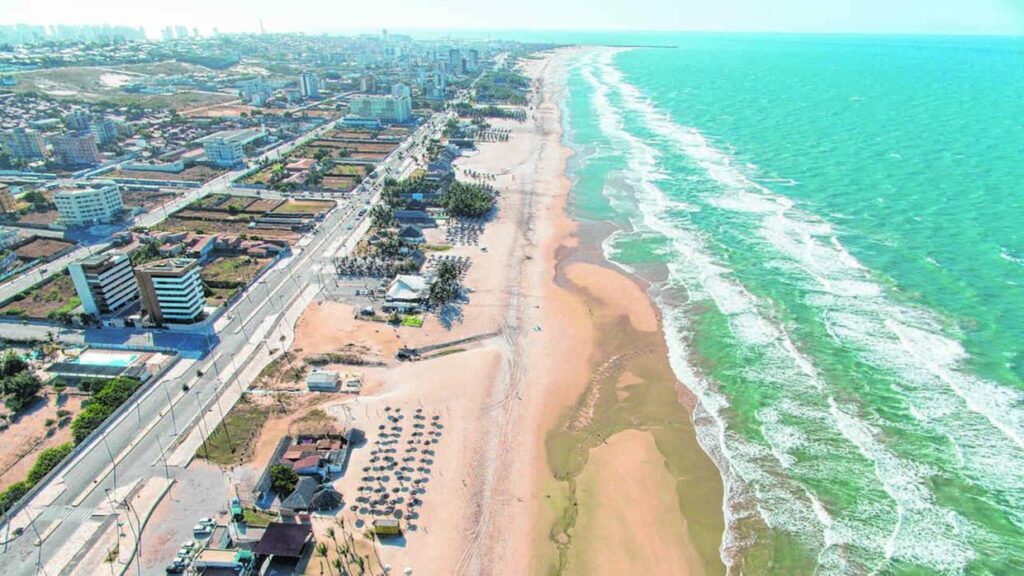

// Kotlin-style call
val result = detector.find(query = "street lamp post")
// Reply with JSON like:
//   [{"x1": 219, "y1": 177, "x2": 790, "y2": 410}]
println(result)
[
  {"x1": 191, "y1": 391, "x2": 211, "y2": 460},
  {"x1": 101, "y1": 432, "x2": 118, "y2": 495},
  {"x1": 154, "y1": 433, "x2": 171, "y2": 481},
  {"x1": 161, "y1": 380, "x2": 178, "y2": 435}
]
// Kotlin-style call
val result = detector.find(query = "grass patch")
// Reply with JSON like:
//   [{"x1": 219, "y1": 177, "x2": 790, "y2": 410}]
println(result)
[
  {"x1": 400, "y1": 315, "x2": 424, "y2": 328},
  {"x1": 295, "y1": 408, "x2": 333, "y2": 427},
  {"x1": 0, "y1": 273, "x2": 80, "y2": 320},
  {"x1": 242, "y1": 508, "x2": 276, "y2": 528},
  {"x1": 201, "y1": 256, "x2": 270, "y2": 288},
  {"x1": 271, "y1": 199, "x2": 335, "y2": 215},
  {"x1": 197, "y1": 396, "x2": 268, "y2": 467}
]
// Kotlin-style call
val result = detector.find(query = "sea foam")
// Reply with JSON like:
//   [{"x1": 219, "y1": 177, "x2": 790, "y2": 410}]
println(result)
[{"x1": 583, "y1": 48, "x2": 1019, "y2": 573}]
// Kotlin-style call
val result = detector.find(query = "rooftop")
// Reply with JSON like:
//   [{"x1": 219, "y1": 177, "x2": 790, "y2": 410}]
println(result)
[
  {"x1": 253, "y1": 522, "x2": 312, "y2": 557},
  {"x1": 136, "y1": 257, "x2": 197, "y2": 274}
]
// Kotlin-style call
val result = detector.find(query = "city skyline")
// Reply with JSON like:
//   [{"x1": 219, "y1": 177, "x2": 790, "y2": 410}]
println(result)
[{"x1": 1, "y1": 0, "x2": 1022, "y2": 37}]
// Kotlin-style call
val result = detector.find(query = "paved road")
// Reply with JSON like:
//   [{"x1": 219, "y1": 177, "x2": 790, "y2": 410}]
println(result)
[{"x1": 0, "y1": 115, "x2": 441, "y2": 576}]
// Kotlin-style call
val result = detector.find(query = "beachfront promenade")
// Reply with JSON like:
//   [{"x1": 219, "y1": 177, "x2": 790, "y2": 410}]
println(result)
[{"x1": 0, "y1": 115, "x2": 442, "y2": 575}]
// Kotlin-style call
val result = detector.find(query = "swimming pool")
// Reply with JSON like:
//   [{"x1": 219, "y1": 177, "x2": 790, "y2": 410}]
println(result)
[{"x1": 73, "y1": 350, "x2": 139, "y2": 368}]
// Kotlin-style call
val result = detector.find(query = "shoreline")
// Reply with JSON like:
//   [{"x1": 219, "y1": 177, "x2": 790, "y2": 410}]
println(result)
[
  {"x1": 140, "y1": 46, "x2": 728, "y2": 576},
  {"x1": 511, "y1": 47, "x2": 727, "y2": 575}
]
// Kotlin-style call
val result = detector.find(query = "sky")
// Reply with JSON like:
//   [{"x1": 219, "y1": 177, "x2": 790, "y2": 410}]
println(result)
[{"x1": 1, "y1": 0, "x2": 1022, "y2": 37}]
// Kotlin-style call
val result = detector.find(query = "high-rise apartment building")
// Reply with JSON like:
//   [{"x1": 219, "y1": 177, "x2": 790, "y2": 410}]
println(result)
[
  {"x1": 54, "y1": 182, "x2": 123, "y2": 227},
  {"x1": 69, "y1": 253, "x2": 140, "y2": 318},
  {"x1": 0, "y1": 128, "x2": 48, "y2": 161},
  {"x1": 53, "y1": 131, "x2": 101, "y2": 166},
  {"x1": 135, "y1": 258, "x2": 205, "y2": 325},
  {"x1": 299, "y1": 72, "x2": 321, "y2": 99}
]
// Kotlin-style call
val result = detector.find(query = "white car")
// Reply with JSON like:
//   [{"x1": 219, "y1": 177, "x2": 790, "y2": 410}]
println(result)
[{"x1": 192, "y1": 524, "x2": 211, "y2": 535}]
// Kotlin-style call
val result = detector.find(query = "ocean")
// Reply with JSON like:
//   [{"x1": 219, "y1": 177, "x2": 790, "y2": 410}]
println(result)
[{"x1": 560, "y1": 35, "x2": 1024, "y2": 574}]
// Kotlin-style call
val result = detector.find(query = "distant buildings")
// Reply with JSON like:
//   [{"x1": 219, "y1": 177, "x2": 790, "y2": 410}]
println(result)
[
  {"x1": 90, "y1": 117, "x2": 119, "y2": 146},
  {"x1": 0, "y1": 184, "x2": 16, "y2": 213},
  {"x1": 239, "y1": 78, "x2": 272, "y2": 106},
  {"x1": 299, "y1": 72, "x2": 321, "y2": 99},
  {"x1": 135, "y1": 258, "x2": 205, "y2": 325},
  {"x1": 346, "y1": 83, "x2": 412, "y2": 124},
  {"x1": 69, "y1": 253, "x2": 140, "y2": 318},
  {"x1": 54, "y1": 182, "x2": 124, "y2": 227},
  {"x1": 200, "y1": 128, "x2": 266, "y2": 167},
  {"x1": 467, "y1": 49, "x2": 479, "y2": 72},
  {"x1": 0, "y1": 128, "x2": 49, "y2": 161},
  {"x1": 64, "y1": 109, "x2": 91, "y2": 131},
  {"x1": 53, "y1": 131, "x2": 101, "y2": 166},
  {"x1": 448, "y1": 48, "x2": 461, "y2": 73}
]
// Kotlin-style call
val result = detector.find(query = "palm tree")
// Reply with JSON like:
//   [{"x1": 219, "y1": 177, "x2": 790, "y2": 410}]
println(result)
[{"x1": 316, "y1": 541, "x2": 333, "y2": 576}]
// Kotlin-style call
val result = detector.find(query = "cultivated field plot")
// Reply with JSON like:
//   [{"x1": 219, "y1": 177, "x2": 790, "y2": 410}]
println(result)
[
  {"x1": 270, "y1": 199, "x2": 334, "y2": 215},
  {"x1": 107, "y1": 165, "x2": 226, "y2": 183},
  {"x1": 11, "y1": 210, "x2": 59, "y2": 227},
  {"x1": 12, "y1": 237, "x2": 76, "y2": 262},
  {"x1": 322, "y1": 176, "x2": 360, "y2": 192},
  {"x1": 121, "y1": 190, "x2": 178, "y2": 213},
  {"x1": 327, "y1": 127, "x2": 411, "y2": 142},
  {"x1": 0, "y1": 272, "x2": 79, "y2": 319},
  {"x1": 201, "y1": 255, "x2": 272, "y2": 286},
  {"x1": 155, "y1": 216, "x2": 299, "y2": 242},
  {"x1": 304, "y1": 139, "x2": 398, "y2": 162},
  {"x1": 244, "y1": 199, "x2": 285, "y2": 213},
  {"x1": 201, "y1": 255, "x2": 273, "y2": 306}
]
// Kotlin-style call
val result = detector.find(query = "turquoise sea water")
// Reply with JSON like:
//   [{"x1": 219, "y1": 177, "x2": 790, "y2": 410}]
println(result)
[{"x1": 561, "y1": 35, "x2": 1024, "y2": 574}]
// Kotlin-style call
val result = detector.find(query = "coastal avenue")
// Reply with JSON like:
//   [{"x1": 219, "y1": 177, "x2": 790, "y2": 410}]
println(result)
[{"x1": 0, "y1": 113, "x2": 443, "y2": 575}]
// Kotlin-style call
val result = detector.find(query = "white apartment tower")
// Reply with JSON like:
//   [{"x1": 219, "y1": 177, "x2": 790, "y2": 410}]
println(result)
[
  {"x1": 69, "y1": 253, "x2": 140, "y2": 318},
  {"x1": 135, "y1": 258, "x2": 205, "y2": 325},
  {"x1": 300, "y1": 72, "x2": 321, "y2": 99},
  {"x1": 54, "y1": 182, "x2": 124, "y2": 227}
]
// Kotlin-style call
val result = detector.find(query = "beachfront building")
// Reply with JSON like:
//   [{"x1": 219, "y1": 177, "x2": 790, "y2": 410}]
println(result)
[
  {"x1": 384, "y1": 274, "x2": 427, "y2": 312},
  {"x1": 0, "y1": 127, "x2": 49, "y2": 161},
  {"x1": 346, "y1": 84, "x2": 412, "y2": 124},
  {"x1": 53, "y1": 182, "x2": 124, "y2": 227},
  {"x1": 69, "y1": 253, "x2": 140, "y2": 318},
  {"x1": 299, "y1": 71, "x2": 320, "y2": 99},
  {"x1": 134, "y1": 258, "x2": 205, "y2": 325},
  {"x1": 200, "y1": 128, "x2": 267, "y2": 167},
  {"x1": 53, "y1": 131, "x2": 101, "y2": 166}
]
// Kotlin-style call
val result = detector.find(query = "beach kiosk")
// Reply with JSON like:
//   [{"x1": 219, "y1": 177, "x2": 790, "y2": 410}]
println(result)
[{"x1": 372, "y1": 519, "x2": 402, "y2": 537}]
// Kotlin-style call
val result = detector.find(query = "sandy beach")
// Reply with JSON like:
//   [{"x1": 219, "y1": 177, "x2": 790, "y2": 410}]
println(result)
[
  {"x1": 141, "y1": 46, "x2": 726, "y2": 576},
  {"x1": 332, "y1": 46, "x2": 728, "y2": 575}
]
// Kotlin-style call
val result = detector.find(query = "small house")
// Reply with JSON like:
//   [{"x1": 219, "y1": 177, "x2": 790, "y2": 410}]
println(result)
[
  {"x1": 397, "y1": 224, "x2": 426, "y2": 245},
  {"x1": 306, "y1": 370, "x2": 338, "y2": 392}
]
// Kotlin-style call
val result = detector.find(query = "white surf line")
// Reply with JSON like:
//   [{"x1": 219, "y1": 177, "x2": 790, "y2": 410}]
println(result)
[
  {"x1": 581, "y1": 54, "x2": 848, "y2": 568},
  {"x1": 599, "y1": 45, "x2": 1024, "y2": 518},
  {"x1": 592, "y1": 51, "x2": 999, "y2": 569},
  {"x1": 597, "y1": 49, "x2": 1024, "y2": 456}
]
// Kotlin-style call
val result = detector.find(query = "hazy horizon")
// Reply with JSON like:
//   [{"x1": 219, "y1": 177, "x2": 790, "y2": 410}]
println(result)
[{"x1": 2, "y1": 0, "x2": 1022, "y2": 38}]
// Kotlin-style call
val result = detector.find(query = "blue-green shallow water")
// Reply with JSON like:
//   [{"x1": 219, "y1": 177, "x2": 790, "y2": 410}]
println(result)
[{"x1": 560, "y1": 35, "x2": 1024, "y2": 574}]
